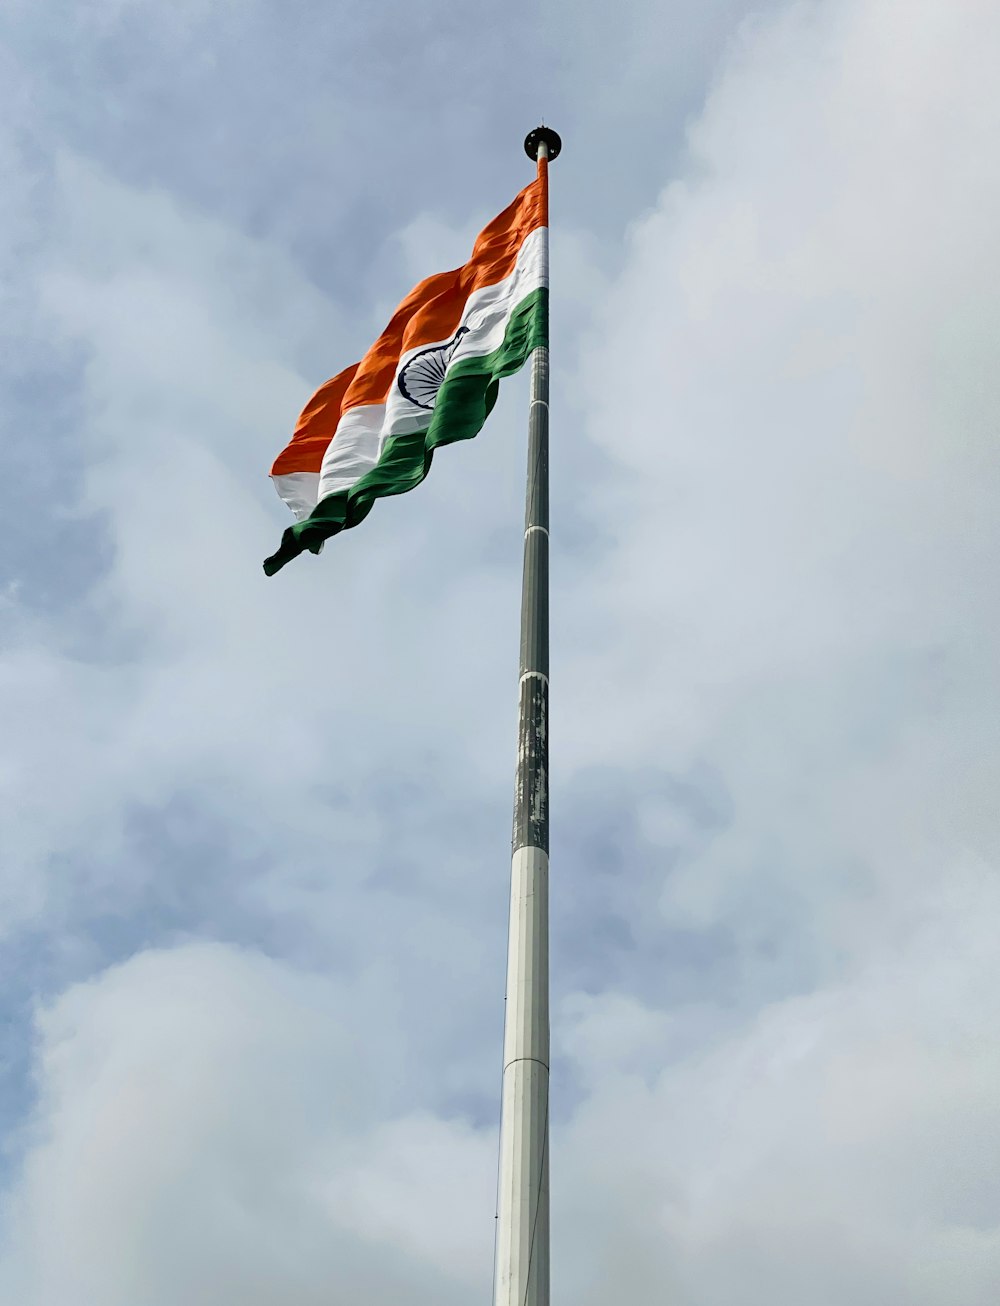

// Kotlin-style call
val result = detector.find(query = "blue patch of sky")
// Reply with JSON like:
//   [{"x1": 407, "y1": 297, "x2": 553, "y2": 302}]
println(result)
[
  {"x1": 0, "y1": 350, "x2": 115, "y2": 621},
  {"x1": 553, "y1": 763, "x2": 737, "y2": 1004}
]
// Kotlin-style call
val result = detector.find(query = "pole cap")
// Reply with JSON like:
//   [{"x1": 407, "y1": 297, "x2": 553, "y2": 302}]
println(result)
[{"x1": 524, "y1": 126, "x2": 562, "y2": 162}]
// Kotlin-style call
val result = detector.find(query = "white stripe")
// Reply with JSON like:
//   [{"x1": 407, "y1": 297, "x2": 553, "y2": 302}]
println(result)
[
  {"x1": 271, "y1": 471, "x2": 320, "y2": 522},
  {"x1": 311, "y1": 226, "x2": 548, "y2": 507},
  {"x1": 316, "y1": 404, "x2": 386, "y2": 498}
]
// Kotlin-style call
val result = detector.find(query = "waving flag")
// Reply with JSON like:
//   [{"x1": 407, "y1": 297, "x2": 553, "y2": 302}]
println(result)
[{"x1": 264, "y1": 166, "x2": 549, "y2": 574}]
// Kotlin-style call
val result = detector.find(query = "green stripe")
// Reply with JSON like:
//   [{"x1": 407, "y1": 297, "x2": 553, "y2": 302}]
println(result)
[{"x1": 263, "y1": 287, "x2": 548, "y2": 576}]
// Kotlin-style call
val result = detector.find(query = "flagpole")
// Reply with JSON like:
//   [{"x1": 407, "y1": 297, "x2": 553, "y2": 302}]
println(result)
[{"x1": 494, "y1": 124, "x2": 561, "y2": 1306}]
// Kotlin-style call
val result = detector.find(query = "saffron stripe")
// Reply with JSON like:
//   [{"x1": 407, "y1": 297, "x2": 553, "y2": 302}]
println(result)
[{"x1": 263, "y1": 288, "x2": 546, "y2": 576}]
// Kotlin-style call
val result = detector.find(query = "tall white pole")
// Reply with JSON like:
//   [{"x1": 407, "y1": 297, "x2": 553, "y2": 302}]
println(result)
[{"x1": 494, "y1": 125, "x2": 560, "y2": 1306}]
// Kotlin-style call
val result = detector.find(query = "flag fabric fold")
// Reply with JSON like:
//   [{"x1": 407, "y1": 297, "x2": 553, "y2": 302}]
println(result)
[{"x1": 264, "y1": 165, "x2": 549, "y2": 575}]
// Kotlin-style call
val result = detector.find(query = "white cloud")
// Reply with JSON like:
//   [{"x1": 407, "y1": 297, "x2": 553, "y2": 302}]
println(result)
[
  {"x1": 6, "y1": 865, "x2": 997, "y2": 1303},
  {"x1": 0, "y1": 944, "x2": 493, "y2": 1306},
  {"x1": 566, "y1": 0, "x2": 1000, "y2": 960},
  {"x1": 559, "y1": 0, "x2": 1000, "y2": 1294},
  {"x1": 2, "y1": 0, "x2": 1000, "y2": 1300},
  {"x1": 557, "y1": 862, "x2": 1000, "y2": 1305}
]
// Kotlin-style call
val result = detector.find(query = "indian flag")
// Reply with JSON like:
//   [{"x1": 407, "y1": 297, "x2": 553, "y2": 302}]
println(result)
[{"x1": 264, "y1": 161, "x2": 549, "y2": 575}]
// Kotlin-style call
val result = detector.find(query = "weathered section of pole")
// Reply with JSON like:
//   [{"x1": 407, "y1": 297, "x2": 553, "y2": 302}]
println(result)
[{"x1": 494, "y1": 124, "x2": 561, "y2": 1306}]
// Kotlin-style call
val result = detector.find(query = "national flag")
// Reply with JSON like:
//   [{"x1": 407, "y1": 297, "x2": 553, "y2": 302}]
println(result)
[{"x1": 264, "y1": 166, "x2": 549, "y2": 575}]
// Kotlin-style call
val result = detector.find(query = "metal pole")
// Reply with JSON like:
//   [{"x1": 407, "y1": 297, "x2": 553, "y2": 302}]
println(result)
[{"x1": 494, "y1": 124, "x2": 561, "y2": 1306}]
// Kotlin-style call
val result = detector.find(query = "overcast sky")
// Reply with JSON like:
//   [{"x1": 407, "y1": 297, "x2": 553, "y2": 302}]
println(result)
[{"x1": 1, "y1": 0, "x2": 999, "y2": 1302}]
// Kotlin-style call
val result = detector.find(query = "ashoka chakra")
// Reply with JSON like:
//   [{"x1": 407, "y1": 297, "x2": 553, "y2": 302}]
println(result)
[{"x1": 398, "y1": 325, "x2": 469, "y2": 409}]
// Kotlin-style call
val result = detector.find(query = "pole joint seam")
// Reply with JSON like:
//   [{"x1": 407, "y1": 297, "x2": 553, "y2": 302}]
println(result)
[
  {"x1": 502, "y1": 1056, "x2": 550, "y2": 1074},
  {"x1": 524, "y1": 524, "x2": 549, "y2": 538}
]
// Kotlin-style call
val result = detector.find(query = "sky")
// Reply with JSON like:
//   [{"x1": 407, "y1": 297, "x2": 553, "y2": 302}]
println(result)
[{"x1": 1, "y1": 0, "x2": 999, "y2": 1302}]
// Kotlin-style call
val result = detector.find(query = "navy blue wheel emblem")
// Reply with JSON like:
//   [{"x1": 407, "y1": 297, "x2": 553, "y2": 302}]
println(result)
[{"x1": 397, "y1": 325, "x2": 469, "y2": 409}]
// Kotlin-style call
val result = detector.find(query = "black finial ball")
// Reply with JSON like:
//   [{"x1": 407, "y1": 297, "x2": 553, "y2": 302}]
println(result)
[{"x1": 524, "y1": 126, "x2": 562, "y2": 162}]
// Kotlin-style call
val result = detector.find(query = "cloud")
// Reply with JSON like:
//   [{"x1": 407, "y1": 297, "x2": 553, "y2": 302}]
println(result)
[
  {"x1": 567, "y1": 0, "x2": 1000, "y2": 955},
  {"x1": 0, "y1": 943, "x2": 494, "y2": 1306},
  {"x1": 556, "y1": 861, "x2": 1000, "y2": 1305},
  {"x1": 549, "y1": 1, "x2": 1000, "y2": 1291},
  {"x1": 1, "y1": 0, "x2": 999, "y2": 1300}
]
